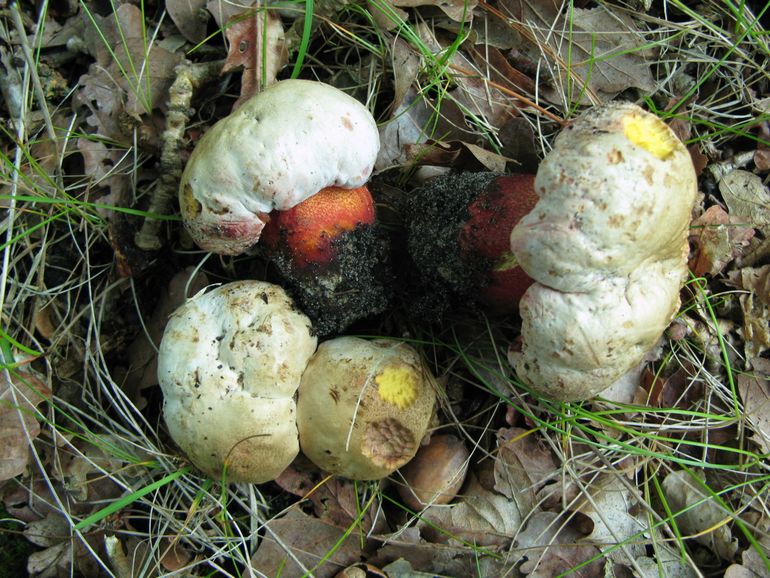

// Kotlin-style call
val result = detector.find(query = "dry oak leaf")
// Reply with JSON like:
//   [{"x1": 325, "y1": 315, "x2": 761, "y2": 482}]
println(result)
[
  {"x1": 390, "y1": 0, "x2": 477, "y2": 22},
  {"x1": 493, "y1": 427, "x2": 557, "y2": 515},
  {"x1": 737, "y1": 358, "x2": 770, "y2": 454},
  {"x1": 250, "y1": 509, "x2": 366, "y2": 578},
  {"x1": 727, "y1": 265, "x2": 770, "y2": 360},
  {"x1": 501, "y1": 2, "x2": 655, "y2": 101},
  {"x1": 0, "y1": 363, "x2": 51, "y2": 482},
  {"x1": 689, "y1": 205, "x2": 756, "y2": 277},
  {"x1": 418, "y1": 472, "x2": 523, "y2": 547},
  {"x1": 661, "y1": 469, "x2": 739, "y2": 561},
  {"x1": 511, "y1": 511, "x2": 604, "y2": 577},
  {"x1": 719, "y1": 169, "x2": 770, "y2": 232}
]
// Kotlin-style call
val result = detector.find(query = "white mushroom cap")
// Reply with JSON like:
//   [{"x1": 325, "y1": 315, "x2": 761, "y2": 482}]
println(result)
[
  {"x1": 180, "y1": 79, "x2": 380, "y2": 255},
  {"x1": 296, "y1": 337, "x2": 436, "y2": 480},
  {"x1": 157, "y1": 280, "x2": 317, "y2": 482},
  {"x1": 509, "y1": 103, "x2": 697, "y2": 401}
]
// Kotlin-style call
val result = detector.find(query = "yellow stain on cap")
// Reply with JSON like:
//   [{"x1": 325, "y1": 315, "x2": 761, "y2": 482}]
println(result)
[
  {"x1": 376, "y1": 366, "x2": 419, "y2": 409},
  {"x1": 622, "y1": 113, "x2": 677, "y2": 160}
]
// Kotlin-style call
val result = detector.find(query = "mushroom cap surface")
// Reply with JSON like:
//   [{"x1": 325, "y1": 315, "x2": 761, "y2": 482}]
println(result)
[
  {"x1": 157, "y1": 280, "x2": 317, "y2": 482},
  {"x1": 509, "y1": 103, "x2": 697, "y2": 401},
  {"x1": 297, "y1": 337, "x2": 436, "y2": 480},
  {"x1": 179, "y1": 79, "x2": 380, "y2": 255}
]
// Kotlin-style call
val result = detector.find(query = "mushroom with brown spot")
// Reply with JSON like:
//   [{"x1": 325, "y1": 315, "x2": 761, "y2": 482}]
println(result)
[{"x1": 296, "y1": 337, "x2": 436, "y2": 480}]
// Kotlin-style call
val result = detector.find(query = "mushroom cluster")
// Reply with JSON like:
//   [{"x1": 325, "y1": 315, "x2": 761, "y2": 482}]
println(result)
[
  {"x1": 509, "y1": 103, "x2": 698, "y2": 401},
  {"x1": 157, "y1": 283, "x2": 435, "y2": 483}
]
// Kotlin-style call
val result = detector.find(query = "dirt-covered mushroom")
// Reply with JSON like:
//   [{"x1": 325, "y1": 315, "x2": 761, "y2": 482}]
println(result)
[
  {"x1": 157, "y1": 280, "x2": 317, "y2": 482},
  {"x1": 180, "y1": 79, "x2": 380, "y2": 255},
  {"x1": 260, "y1": 184, "x2": 391, "y2": 335},
  {"x1": 296, "y1": 337, "x2": 436, "y2": 480},
  {"x1": 406, "y1": 172, "x2": 537, "y2": 317},
  {"x1": 509, "y1": 103, "x2": 697, "y2": 401}
]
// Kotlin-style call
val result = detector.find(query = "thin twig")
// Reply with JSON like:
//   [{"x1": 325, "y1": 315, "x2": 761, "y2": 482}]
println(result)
[{"x1": 134, "y1": 59, "x2": 223, "y2": 251}]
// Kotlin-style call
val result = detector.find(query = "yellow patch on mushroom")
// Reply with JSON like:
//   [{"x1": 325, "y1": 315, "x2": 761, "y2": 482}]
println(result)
[
  {"x1": 622, "y1": 113, "x2": 677, "y2": 160},
  {"x1": 376, "y1": 366, "x2": 418, "y2": 409}
]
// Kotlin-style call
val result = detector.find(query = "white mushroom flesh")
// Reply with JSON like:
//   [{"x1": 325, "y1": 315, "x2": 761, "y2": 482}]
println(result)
[{"x1": 157, "y1": 280, "x2": 317, "y2": 482}]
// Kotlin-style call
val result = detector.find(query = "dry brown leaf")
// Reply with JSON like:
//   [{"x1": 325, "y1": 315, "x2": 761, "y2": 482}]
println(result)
[
  {"x1": 737, "y1": 358, "x2": 770, "y2": 454},
  {"x1": 419, "y1": 472, "x2": 523, "y2": 546},
  {"x1": 275, "y1": 462, "x2": 387, "y2": 533},
  {"x1": 493, "y1": 427, "x2": 556, "y2": 515},
  {"x1": 719, "y1": 170, "x2": 770, "y2": 232},
  {"x1": 727, "y1": 265, "x2": 770, "y2": 360},
  {"x1": 689, "y1": 205, "x2": 756, "y2": 277},
  {"x1": 511, "y1": 511, "x2": 604, "y2": 577},
  {"x1": 372, "y1": 527, "x2": 509, "y2": 576},
  {"x1": 0, "y1": 362, "x2": 51, "y2": 482},
  {"x1": 391, "y1": 0, "x2": 477, "y2": 22},
  {"x1": 78, "y1": 4, "x2": 180, "y2": 125},
  {"x1": 250, "y1": 509, "x2": 366, "y2": 578},
  {"x1": 501, "y1": 2, "x2": 655, "y2": 101},
  {"x1": 166, "y1": 0, "x2": 209, "y2": 43},
  {"x1": 222, "y1": 9, "x2": 288, "y2": 108},
  {"x1": 575, "y1": 474, "x2": 647, "y2": 561},
  {"x1": 661, "y1": 470, "x2": 739, "y2": 560},
  {"x1": 375, "y1": 87, "x2": 435, "y2": 170},
  {"x1": 404, "y1": 140, "x2": 509, "y2": 172}
]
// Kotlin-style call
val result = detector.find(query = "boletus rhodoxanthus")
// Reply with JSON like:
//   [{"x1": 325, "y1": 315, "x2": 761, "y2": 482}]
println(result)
[
  {"x1": 157, "y1": 281, "x2": 317, "y2": 483},
  {"x1": 406, "y1": 172, "x2": 538, "y2": 316},
  {"x1": 179, "y1": 79, "x2": 389, "y2": 334},
  {"x1": 158, "y1": 286, "x2": 436, "y2": 483},
  {"x1": 509, "y1": 103, "x2": 697, "y2": 402},
  {"x1": 297, "y1": 337, "x2": 436, "y2": 480}
]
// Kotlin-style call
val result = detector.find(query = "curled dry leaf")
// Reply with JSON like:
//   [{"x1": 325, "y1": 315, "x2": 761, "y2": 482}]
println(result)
[
  {"x1": 0, "y1": 362, "x2": 51, "y2": 482},
  {"x1": 661, "y1": 470, "x2": 739, "y2": 561},
  {"x1": 223, "y1": 9, "x2": 288, "y2": 108},
  {"x1": 689, "y1": 205, "x2": 756, "y2": 277}
]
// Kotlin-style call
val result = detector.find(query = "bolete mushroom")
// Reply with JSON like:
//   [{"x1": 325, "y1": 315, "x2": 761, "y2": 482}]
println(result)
[
  {"x1": 406, "y1": 172, "x2": 538, "y2": 317},
  {"x1": 509, "y1": 103, "x2": 697, "y2": 401},
  {"x1": 260, "y1": 184, "x2": 391, "y2": 335},
  {"x1": 296, "y1": 337, "x2": 436, "y2": 480},
  {"x1": 157, "y1": 280, "x2": 317, "y2": 482},
  {"x1": 180, "y1": 79, "x2": 380, "y2": 255}
]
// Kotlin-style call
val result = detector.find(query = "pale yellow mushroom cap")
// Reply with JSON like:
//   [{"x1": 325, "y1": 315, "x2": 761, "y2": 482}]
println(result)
[
  {"x1": 509, "y1": 103, "x2": 697, "y2": 401},
  {"x1": 296, "y1": 337, "x2": 436, "y2": 480}
]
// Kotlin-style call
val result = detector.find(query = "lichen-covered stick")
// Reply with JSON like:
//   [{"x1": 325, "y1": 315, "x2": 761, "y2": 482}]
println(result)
[{"x1": 509, "y1": 103, "x2": 698, "y2": 402}]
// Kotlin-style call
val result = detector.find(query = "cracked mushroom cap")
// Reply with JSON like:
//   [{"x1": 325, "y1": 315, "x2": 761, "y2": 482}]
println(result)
[
  {"x1": 157, "y1": 280, "x2": 317, "y2": 482},
  {"x1": 296, "y1": 337, "x2": 436, "y2": 480},
  {"x1": 509, "y1": 103, "x2": 697, "y2": 401},
  {"x1": 179, "y1": 79, "x2": 380, "y2": 255}
]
